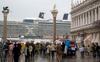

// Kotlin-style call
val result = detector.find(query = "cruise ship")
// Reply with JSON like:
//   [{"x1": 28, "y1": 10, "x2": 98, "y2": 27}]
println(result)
[{"x1": 0, "y1": 12, "x2": 71, "y2": 39}]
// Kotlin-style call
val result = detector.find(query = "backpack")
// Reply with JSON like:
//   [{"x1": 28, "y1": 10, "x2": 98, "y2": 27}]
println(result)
[
  {"x1": 72, "y1": 43, "x2": 75, "y2": 47},
  {"x1": 4, "y1": 44, "x2": 8, "y2": 50}
]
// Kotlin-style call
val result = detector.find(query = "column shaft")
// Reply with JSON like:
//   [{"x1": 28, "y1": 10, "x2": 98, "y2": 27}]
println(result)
[
  {"x1": 95, "y1": 8, "x2": 97, "y2": 21},
  {"x1": 78, "y1": 16, "x2": 79, "y2": 26},
  {"x1": 76, "y1": 17, "x2": 77, "y2": 27},
  {"x1": 85, "y1": 12, "x2": 87, "y2": 24},
  {"x1": 53, "y1": 17, "x2": 56, "y2": 43},
  {"x1": 88, "y1": 11, "x2": 90, "y2": 24},
  {"x1": 91, "y1": 10, "x2": 94, "y2": 23},
  {"x1": 80, "y1": 15, "x2": 81, "y2": 26}
]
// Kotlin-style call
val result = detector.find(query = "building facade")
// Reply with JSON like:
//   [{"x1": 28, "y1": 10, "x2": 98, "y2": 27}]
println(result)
[{"x1": 70, "y1": 0, "x2": 100, "y2": 46}]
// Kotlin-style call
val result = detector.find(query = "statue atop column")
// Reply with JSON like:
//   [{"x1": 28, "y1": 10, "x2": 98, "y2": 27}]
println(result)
[
  {"x1": 3, "y1": 6, "x2": 9, "y2": 12},
  {"x1": 53, "y1": 4, "x2": 56, "y2": 10}
]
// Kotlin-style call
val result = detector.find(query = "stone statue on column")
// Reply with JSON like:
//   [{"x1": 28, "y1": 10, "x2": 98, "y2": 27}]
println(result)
[
  {"x1": 53, "y1": 4, "x2": 56, "y2": 10},
  {"x1": 3, "y1": 6, "x2": 9, "y2": 12}
]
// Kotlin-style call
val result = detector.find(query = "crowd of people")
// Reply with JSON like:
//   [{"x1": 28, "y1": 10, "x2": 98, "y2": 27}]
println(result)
[
  {"x1": 79, "y1": 43, "x2": 100, "y2": 58},
  {"x1": 2, "y1": 40, "x2": 100, "y2": 62}
]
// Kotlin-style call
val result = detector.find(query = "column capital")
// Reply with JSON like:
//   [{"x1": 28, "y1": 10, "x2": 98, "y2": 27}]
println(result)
[
  {"x1": 51, "y1": 10, "x2": 58, "y2": 17},
  {"x1": 2, "y1": 11, "x2": 9, "y2": 16}
]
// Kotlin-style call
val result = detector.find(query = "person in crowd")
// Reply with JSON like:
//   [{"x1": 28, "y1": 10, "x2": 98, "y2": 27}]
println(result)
[
  {"x1": 71, "y1": 40, "x2": 76, "y2": 58},
  {"x1": 38, "y1": 43, "x2": 41, "y2": 55},
  {"x1": 40, "y1": 43, "x2": 42, "y2": 54},
  {"x1": 50, "y1": 43, "x2": 56, "y2": 58},
  {"x1": 9, "y1": 43, "x2": 14, "y2": 57},
  {"x1": 14, "y1": 42, "x2": 17, "y2": 47},
  {"x1": 3, "y1": 42, "x2": 8, "y2": 58},
  {"x1": 87, "y1": 45, "x2": 90, "y2": 56},
  {"x1": 56, "y1": 43, "x2": 62, "y2": 61},
  {"x1": 13, "y1": 44, "x2": 20, "y2": 62},
  {"x1": 21, "y1": 41, "x2": 32, "y2": 62},
  {"x1": 61, "y1": 42, "x2": 65, "y2": 58},
  {"x1": 96, "y1": 43, "x2": 99, "y2": 57},
  {"x1": 79, "y1": 45, "x2": 84, "y2": 57},
  {"x1": 42, "y1": 43, "x2": 46, "y2": 56},
  {"x1": 21, "y1": 43, "x2": 25, "y2": 50},
  {"x1": 18, "y1": 42, "x2": 21, "y2": 52},
  {"x1": 93, "y1": 44, "x2": 97, "y2": 57},
  {"x1": 31, "y1": 42, "x2": 35, "y2": 57},
  {"x1": 46, "y1": 43, "x2": 51, "y2": 57},
  {"x1": 35, "y1": 43, "x2": 39, "y2": 56}
]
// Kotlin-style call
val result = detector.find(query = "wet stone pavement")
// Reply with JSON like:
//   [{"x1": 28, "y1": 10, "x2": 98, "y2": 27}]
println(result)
[{"x1": 1, "y1": 51, "x2": 100, "y2": 62}]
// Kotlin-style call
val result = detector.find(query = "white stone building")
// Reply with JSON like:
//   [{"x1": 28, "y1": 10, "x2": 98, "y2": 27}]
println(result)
[{"x1": 70, "y1": 0, "x2": 100, "y2": 46}]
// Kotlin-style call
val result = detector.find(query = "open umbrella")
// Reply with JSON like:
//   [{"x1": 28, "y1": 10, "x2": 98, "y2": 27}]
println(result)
[{"x1": 55, "y1": 40, "x2": 60, "y2": 44}]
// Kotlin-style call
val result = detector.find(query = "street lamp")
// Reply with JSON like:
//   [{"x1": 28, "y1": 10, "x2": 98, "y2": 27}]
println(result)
[{"x1": 51, "y1": 4, "x2": 58, "y2": 43}]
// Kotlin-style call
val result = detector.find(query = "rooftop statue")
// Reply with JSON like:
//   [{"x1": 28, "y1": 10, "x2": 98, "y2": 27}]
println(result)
[
  {"x1": 3, "y1": 6, "x2": 9, "y2": 12},
  {"x1": 53, "y1": 4, "x2": 56, "y2": 10}
]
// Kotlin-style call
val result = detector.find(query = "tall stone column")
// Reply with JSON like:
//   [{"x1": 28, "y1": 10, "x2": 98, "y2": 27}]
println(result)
[
  {"x1": 2, "y1": 11, "x2": 9, "y2": 43},
  {"x1": 88, "y1": 11, "x2": 90, "y2": 24},
  {"x1": 95, "y1": 8, "x2": 97, "y2": 21},
  {"x1": 98, "y1": 7, "x2": 100, "y2": 20},
  {"x1": 51, "y1": 5, "x2": 58, "y2": 43}
]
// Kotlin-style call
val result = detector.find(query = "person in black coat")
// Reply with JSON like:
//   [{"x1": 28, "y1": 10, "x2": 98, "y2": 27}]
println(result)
[
  {"x1": 61, "y1": 42, "x2": 65, "y2": 58},
  {"x1": 13, "y1": 44, "x2": 20, "y2": 62},
  {"x1": 96, "y1": 43, "x2": 100, "y2": 57}
]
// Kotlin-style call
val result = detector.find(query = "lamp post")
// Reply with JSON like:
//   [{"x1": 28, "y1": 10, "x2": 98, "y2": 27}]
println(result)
[
  {"x1": 51, "y1": 4, "x2": 58, "y2": 43},
  {"x1": 2, "y1": 7, "x2": 9, "y2": 43}
]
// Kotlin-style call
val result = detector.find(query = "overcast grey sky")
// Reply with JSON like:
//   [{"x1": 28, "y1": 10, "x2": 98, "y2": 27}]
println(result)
[{"x1": 0, "y1": 0, "x2": 78, "y2": 22}]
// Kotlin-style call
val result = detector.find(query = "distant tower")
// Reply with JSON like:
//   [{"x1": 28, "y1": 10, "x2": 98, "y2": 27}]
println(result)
[
  {"x1": 63, "y1": 13, "x2": 69, "y2": 20},
  {"x1": 38, "y1": 12, "x2": 45, "y2": 19}
]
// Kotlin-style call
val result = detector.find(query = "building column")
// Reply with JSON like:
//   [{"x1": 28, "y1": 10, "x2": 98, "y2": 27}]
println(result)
[
  {"x1": 91, "y1": 10, "x2": 94, "y2": 23},
  {"x1": 71, "y1": 18, "x2": 73, "y2": 28},
  {"x1": 73, "y1": 18, "x2": 75, "y2": 28},
  {"x1": 83, "y1": 13, "x2": 84, "y2": 25},
  {"x1": 81, "y1": 15, "x2": 83, "y2": 26},
  {"x1": 95, "y1": 8, "x2": 97, "y2": 21},
  {"x1": 88, "y1": 11, "x2": 90, "y2": 24},
  {"x1": 75, "y1": 18, "x2": 76, "y2": 27},
  {"x1": 98, "y1": 7, "x2": 100, "y2": 20},
  {"x1": 78, "y1": 16, "x2": 79, "y2": 26},
  {"x1": 76, "y1": 17, "x2": 77, "y2": 27},
  {"x1": 73, "y1": 19, "x2": 74, "y2": 28},
  {"x1": 80, "y1": 15, "x2": 81, "y2": 26},
  {"x1": 85, "y1": 12, "x2": 87, "y2": 24}
]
